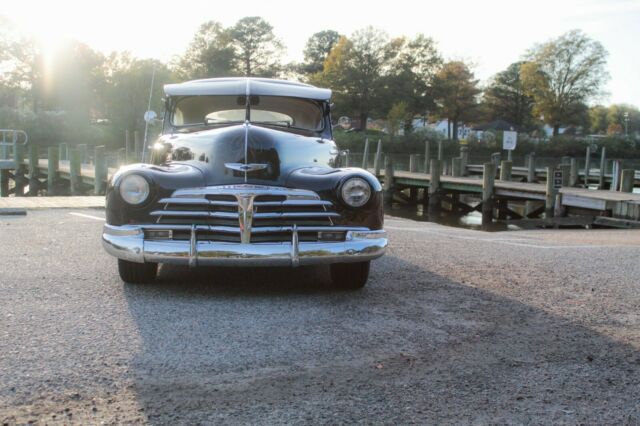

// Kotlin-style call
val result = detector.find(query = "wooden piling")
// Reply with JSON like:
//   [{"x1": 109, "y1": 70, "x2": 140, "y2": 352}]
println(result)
[
  {"x1": 0, "y1": 169, "x2": 7, "y2": 197},
  {"x1": 428, "y1": 159, "x2": 441, "y2": 215},
  {"x1": 94, "y1": 146, "x2": 107, "y2": 195},
  {"x1": 28, "y1": 145, "x2": 39, "y2": 195},
  {"x1": 423, "y1": 140, "x2": 431, "y2": 173},
  {"x1": 610, "y1": 160, "x2": 621, "y2": 192},
  {"x1": 383, "y1": 156, "x2": 395, "y2": 204},
  {"x1": 569, "y1": 157, "x2": 578, "y2": 187},
  {"x1": 373, "y1": 139, "x2": 382, "y2": 175},
  {"x1": 491, "y1": 153, "x2": 501, "y2": 177},
  {"x1": 598, "y1": 147, "x2": 606, "y2": 189},
  {"x1": 117, "y1": 147, "x2": 126, "y2": 167},
  {"x1": 500, "y1": 160, "x2": 512, "y2": 181},
  {"x1": 69, "y1": 149, "x2": 82, "y2": 195},
  {"x1": 527, "y1": 152, "x2": 536, "y2": 183},
  {"x1": 13, "y1": 142, "x2": 26, "y2": 196},
  {"x1": 620, "y1": 169, "x2": 635, "y2": 193},
  {"x1": 362, "y1": 138, "x2": 370, "y2": 169},
  {"x1": 482, "y1": 163, "x2": 495, "y2": 225},
  {"x1": 583, "y1": 145, "x2": 591, "y2": 186},
  {"x1": 409, "y1": 154, "x2": 418, "y2": 173},
  {"x1": 344, "y1": 151, "x2": 350, "y2": 167},
  {"x1": 559, "y1": 164, "x2": 571, "y2": 187},
  {"x1": 437, "y1": 140, "x2": 443, "y2": 161},
  {"x1": 47, "y1": 146, "x2": 59, "y2": 195},
  {"x1": 451, "y1": 157, "x2": 462, "y2": 177},
  {"x1": 545, "y1": 166, "x2": 556, "y2": 217},
  {"x1": 125, "y1": 130, "x2": 133, "y2": 164},
  {"x1": 460, "y1": 146, "x2": 469, "y2": 176},
  {"x1": 134, "y1": 131, "x2": 141, "y2": 163}
]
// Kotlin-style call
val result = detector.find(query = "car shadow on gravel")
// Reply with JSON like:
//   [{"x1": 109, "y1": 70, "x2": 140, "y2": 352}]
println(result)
[{"x1": 122, "y1": 255, "x2": 640, "y2": 425}]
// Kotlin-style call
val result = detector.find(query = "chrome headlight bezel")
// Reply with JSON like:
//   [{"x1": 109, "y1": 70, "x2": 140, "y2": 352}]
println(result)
[
  {"x1": 340, "y1": 177, "x2": 372, "y2": 208},
  {"x1": 119, "y1": 173, "x2": 151, "y2": 205}
]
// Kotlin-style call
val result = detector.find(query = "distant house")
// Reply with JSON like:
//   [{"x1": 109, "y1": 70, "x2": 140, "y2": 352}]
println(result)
[
  {"x1": 471, "y1": 120, "x2": 517, "y2": 140},
  {"x1": 412, "y1": 118, "x2": 472, "y2": 140}
]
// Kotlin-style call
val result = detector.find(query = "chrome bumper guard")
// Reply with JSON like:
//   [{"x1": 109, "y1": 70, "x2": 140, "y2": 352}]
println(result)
[{"x1": 102, "y1": 224, "x2": 387, "y2": 267}]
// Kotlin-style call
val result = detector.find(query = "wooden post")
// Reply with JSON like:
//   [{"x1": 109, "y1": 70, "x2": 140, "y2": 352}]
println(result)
[
  {"x1": 125, "y1": 130, "x2": 133, "y2": 164},
  {"x1": 373, "y1": 139, "x2": 382, "y2": 175},
  {"x1": 0, "y1": 169, "x2": 7, "y2": 197},
  {"x1": 460, "y1": 146, "x2": 469, "y2": 176},
  {"x1": 59, "y1": 143, "x2": 68, "y2": 161},
  {"x1": 362, "y1": 138, "x2": 370, "y2": 169},
  {"x1": 117, "y1": 147, "x2": 126, "y2": 167},
  {"x1": 423, "y1": 140, "x2": 431, "y2": 173},
  {"x1": 428, "y1": 159, "x2": 441, "y2": 216},
  {"x1": 134, "y1": 130, "x2": 141, "y2": 163},
  {"x1": 482, "y1": 163, "x2": 495, "y2": 225},
  {"x1": 620, "y1": 169, "x2": 635, "y2": 193},
  {"x1": 13, "y1": 142, "x2": 26, "y2": 196},
  {"x1": 499, "y1": 160, "x2": 512, "y2": 181},
  {"x1": 47, "y1": 146, "x2": 59, "y2": 195},
  {"x1": 554, "y1": 193, "x2": 565, "y2": 218},
  {"x1": 94, "y1": 145, "x2": 107, "y2": 195},
  {"x1": 559, "y1": 164, "x2": 571, "y2": 187},
  {"x1": 344, "y1": 151, "x2": 350, "y2": 167},
  {"x1": 491, "y1": 152, "x2": 501, "y2": 176},
  {"x1": 527, "y1": 152, "x2": 536, "y2": 183},
  {"x1": 69, "y1": 149, "x2": 82, "y2": 195},
  {"x1": 598, "y1": 147, "x2": 606, "y2": 189},
  {"x1": 545, "y1": 166, "x2": 556, "y2": 217},
  {"x1": 28, "y1": 145, "x2": 39, "y2": 196},
  {"x1": 583, "y1": 145, "x2": 591, "y2": 186},
  {"x1": 409, "y1": 154, "x2": 418, "y2": 172},
  {"x1": 451, "y1": 157, "x2": 462, "y2": 177},
  {"x1": 610, "y1": 160, "x2": 622, "y2": 192},
  {"x1": 437, "y1": 140, "x2": 443, "y2": 161},
  {"x1": 77, "y1": 144, "x2": 88, "y2": 165},
  {"x1": 507, "y1": 149, "x2": 513, "y2": 161},
  {"x1": 383, "y1": 156, "x2": 394, "y2": 204},
  {"x1": 569, "y1": 157, "x2": 578, "y2": 187}
]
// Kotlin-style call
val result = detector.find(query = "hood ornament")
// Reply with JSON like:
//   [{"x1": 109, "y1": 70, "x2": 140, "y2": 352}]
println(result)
[{"x1": 225, "y1": 163, "x2": 268, "y2": 173}]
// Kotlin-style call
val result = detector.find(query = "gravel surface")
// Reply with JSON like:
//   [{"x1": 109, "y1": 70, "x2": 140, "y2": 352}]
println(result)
[{"x1": 1, "y1": 210, "x2": 639, "y2": 425}]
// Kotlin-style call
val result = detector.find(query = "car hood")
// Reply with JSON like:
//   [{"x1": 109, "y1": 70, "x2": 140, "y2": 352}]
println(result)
[{"x1": 155, "y1": 124, "x2": 339, "y2": 186}]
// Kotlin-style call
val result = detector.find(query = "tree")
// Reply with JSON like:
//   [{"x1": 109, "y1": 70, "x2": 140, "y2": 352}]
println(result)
[
  {"x1": 385, "y1": 34, "x2": 442, "y2": 130},
  {"x1": 607, "y1": 104, "x2": 640, "y2": 136},
  {"x1": 174, "y1": 21, "x2": 235, "y2": 80},
  {"x1": 588, "y1": 105, "x2": 609, "y2": 134},
  {"x1": 300, "y1": 30, "x2": 341, "y2": 75},
  {"x1": 432, "y1": 61, "x2": 480, "y2": 141},
  {"x1": 387, "y1": 101, "x2": 410, "y2": 141},
  {"x1": 321, "y1": 27, "x2": 396, "y2": 129},
  {"x1": 231, "y1": 17, "x2": 284, "y2": 77},
  {"x1": 521, "y1": 30, "x2": 609, "y2": 136},
  {"x1": 483, "y1": 61, "x2": 534, "y2": 129}
]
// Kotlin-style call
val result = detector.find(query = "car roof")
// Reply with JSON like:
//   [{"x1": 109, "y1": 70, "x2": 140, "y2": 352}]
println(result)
[{"x1": 164, "y1": 77, "x2": 331, "y2": 101}]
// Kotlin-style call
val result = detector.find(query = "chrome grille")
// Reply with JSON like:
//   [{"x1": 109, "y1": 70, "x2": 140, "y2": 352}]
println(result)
[{"x1": 150, "y1": 185, "x2": 342, "y2": 243}]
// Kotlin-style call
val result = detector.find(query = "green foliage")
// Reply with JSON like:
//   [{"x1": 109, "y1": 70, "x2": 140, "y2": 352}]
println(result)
[
  {"x1": 173, "y1": 21, "x2": 236, "y2": 80},
  {"x1": 521, "y1": 30, "x2": 609, "y2": 135},
  {"x1": 231, "y1": 17, "x2": 284, "y2": 77},
  {"x1": 300, "y1": 30, "x2": 341, "y2": 75},
  {"x1": 483, "y1": 62, "x2": 535, "y2": 130}
]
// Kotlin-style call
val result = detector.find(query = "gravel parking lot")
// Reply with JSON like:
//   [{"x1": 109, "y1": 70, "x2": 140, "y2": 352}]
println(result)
[{"x1": 1, "y1": 209, "x2": 639, "y2": 424}]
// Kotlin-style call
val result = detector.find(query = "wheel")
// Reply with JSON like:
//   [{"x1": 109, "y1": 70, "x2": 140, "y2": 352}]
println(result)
[
  {"x1": 117, "y1": 259, "x2": 158, "y2": 284},
  {"x1": 330, "y1": 261, "x2": 370, "y2": 290}
]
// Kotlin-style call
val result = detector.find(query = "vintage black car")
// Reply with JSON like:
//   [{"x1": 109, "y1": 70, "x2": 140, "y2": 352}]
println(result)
[{"x1": 102, "y1": 78, "x2": 387, "y2": 289}]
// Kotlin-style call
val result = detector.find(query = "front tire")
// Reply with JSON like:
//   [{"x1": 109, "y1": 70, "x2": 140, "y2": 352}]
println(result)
[
  {"x1": 118, "y1": 259, "x2": 158, "y2": 284},
  {"x1": 330, "y1": 261, "x2": 370, "y2": 290}
]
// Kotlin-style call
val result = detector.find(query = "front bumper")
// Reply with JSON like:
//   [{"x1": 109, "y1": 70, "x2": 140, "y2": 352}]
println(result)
[{"x1": 102, "y1": 224, "x2": 387, "y2": 267}]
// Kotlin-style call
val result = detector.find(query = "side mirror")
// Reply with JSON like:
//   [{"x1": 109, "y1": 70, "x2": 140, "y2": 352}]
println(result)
[{"x1": 144, "y1": 110, "x2": 158, "y2": 124}]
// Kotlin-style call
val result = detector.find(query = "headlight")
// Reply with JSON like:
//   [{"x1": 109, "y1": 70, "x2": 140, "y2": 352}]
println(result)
[
  {"x1": 340, "y1": 177, "x2": 371, "y2": 207},
  {"x1": 119, "y1": 174, "x2": 150, "y2": 205}
]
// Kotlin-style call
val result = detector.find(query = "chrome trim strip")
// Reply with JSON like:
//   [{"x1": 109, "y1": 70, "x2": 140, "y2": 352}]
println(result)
[
  {"x1": 150, "y1": 210, "x2": 239, "y2": 219},
  {"x1": 253, "y1": 212, "x2": 340, "y2": 219},
  {"x1": 254, "y1": 200, "x2": 333, "y2": 207},
  {"x1": 291, "y1": 224, "x2": 299, "y2": 267},
  {"x1": 159, "y1": 198, "x2": 238, "y2": 207},
  {"x1": 189, "y1": 225, "x2": 197, "y2": 267},
  {"x1": 237, "y1": 194, "x2": 254, "y2": 244},
  {"x1": 170, "y1": 185, "x2": 321, "y2": 200},
  {"x1": 109, "y1": 224, "x2": 369, "y2": 234}
]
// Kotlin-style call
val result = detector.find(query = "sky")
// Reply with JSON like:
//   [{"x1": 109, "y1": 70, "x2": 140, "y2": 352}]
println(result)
[{"x1": 2, "y1": 0, "x2": 640, "y2": 107}]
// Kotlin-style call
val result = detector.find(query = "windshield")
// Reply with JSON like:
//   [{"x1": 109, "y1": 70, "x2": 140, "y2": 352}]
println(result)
[{"x1": 171, "y1": 95, "x2": 324, "y2": 131}]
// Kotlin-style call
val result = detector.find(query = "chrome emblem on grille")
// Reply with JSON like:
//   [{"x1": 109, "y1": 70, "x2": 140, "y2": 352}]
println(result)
[
  {"x1": 225, "y1": 163, "x2": 268, "y2": 173},
  {"x1": 236, "y1": 194, "x2": 254, "y2": 244}
]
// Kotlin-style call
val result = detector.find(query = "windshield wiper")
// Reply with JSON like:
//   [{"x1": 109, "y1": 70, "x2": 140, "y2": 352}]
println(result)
[{"x1": 252, "y1": 120, "x2": 313, "y2": 131}]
